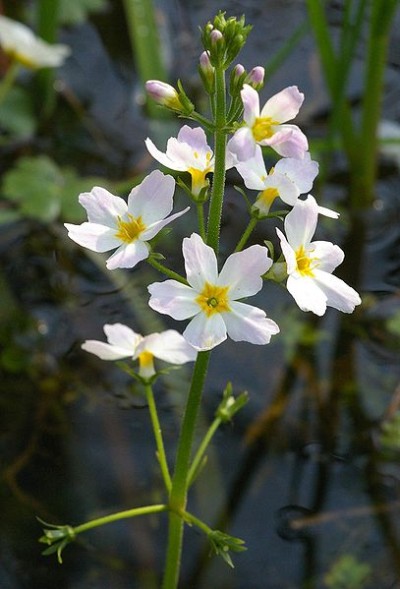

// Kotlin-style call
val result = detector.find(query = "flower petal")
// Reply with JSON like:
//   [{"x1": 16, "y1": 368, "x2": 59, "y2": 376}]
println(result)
[
  {"x1": 241, "y1": 84, "x2": 260, "y2": 125},
  {"x1": 81, "y1": 340, "x2": 133, "y2": 360},
  {"x1": 265, "y1": 125, "x2": 308, "y2": 158},
  {"x1": 284, "y1": 195, "x2": 319, "y2": 249},
  {"x1": 275, "y1": 153, "x2": 319, "y2": 194},
  {"x1": 260, "y1": 86, "x2": 304, "y2": 122},
  {"x1": 65, "y1": 222, "x2": 121, "y2": 252},
  {"x1": 235, "y1": 145, "x2": 267, "y2": 190},
  {"x1": 276, "y1": 228, "x2": 297, "y2": 274},
  {"x1": 177, "y1": 125, "x2": 211, "y2": 153},
  {"x1": 106, "y1": 240, "x2": 149, "y2": 270},
  {"x1": 312, "y1": 270, "x2": 361, "y2": 313},
  {"x1": 225, "y1": 301, "x2": 280, "y2": 344},
  {"x1": 148, "y1": 280, "x2": 199, "y2": 319},
  {"x1": 140, "y1": 330, "x2": 197, "y2": 363},
  {"x1": 128, "y1": 170, "x2": 175, "y2": 224},
  {"x1": 183, "y1": 312, "x2": 227, "y2": 351},
  {"x1": 261, "y1": 172, "x2": 299, "y2": 207},
  {"x1": 145, "y1": 138, "x2": 185, "y2": 171},
  {"x1": 218, "y1": 245, "x2": 271, "y2": 299},
  {"x1": 79, "y1": 187, "x2": 127, "y2": 226},
  {"x1": 227, "y1": 128, "x2": 257, "y2": 161},
  {"x1": 311, "y1": 241, "x2": 344, "y2": 273},
  {"x1": 286, "y1": 273, "x2": 328, "y2": 316},
  {"x1": 104, "y1": 323, "x2": 142, "y2": 351},
  {"x1": 142, "y1": 207, "x2": 190, "y2": 241},
  {"x1": 183, "y1": 233, "x2": 218, "y2": 290}
]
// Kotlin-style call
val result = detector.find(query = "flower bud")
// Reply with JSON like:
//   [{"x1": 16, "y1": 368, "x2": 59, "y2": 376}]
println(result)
[
  {"x1": 145, "y1": 80, "x2": 182, "y2": 110},
  {"x1": 246, "y1": 66, "x2": 265, "y2": 90},
  {"x1": 199, "y1": 50, "x2": 215, "y2": 93},
  {"x1": 229, "y1": 63, "x2": 247, "y2": 95}
]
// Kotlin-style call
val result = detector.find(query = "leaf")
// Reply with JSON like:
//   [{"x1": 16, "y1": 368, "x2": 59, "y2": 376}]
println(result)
[
  {"x1": 0, "y1": 87, "x2": 37, "y2": 138},
  {"x1": 2, "y1": 156, "x2": 62, "y2": 222},
  {"x1": 58, "y1": 0, "x2": 109, "y2": 25}
]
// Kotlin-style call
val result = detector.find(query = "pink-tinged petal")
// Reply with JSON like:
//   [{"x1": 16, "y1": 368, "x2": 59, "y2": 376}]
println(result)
[
  {"x1": 183, "y1": 233, "x2": 218, "y2": 290},
  {"x1": 183, "y1": 312, "x2": 227, "y2": 351},
  {"x1": 106, "y1": 240, "x2": 149, "y2": 270},
  {"x1": 65, "y1": 222, "x2": 121, "y2": 252},
  {"x1": 104, "y1": 323, "x2": 142, "y2": 351},
  {"x1": 241, "y1": 84, "x2": 260, "y2": 125},
  {"x1": 260, "y1": 86, "x2": 304, "y2": 122},
  {"x1": 284, "y1": 195, "x2": 319, "y2": 249},
  {"x1": 225, "y1": 301, "x2": 280, "y2": 344},
  {"x1": 265, "y1": 125, "x2": 308, "y2": 158},
  {"x1": 79, "y1": 187, "x2": 127, "y2": 225},
  {"x1": 142, "y1": 206, "x2": 190, "y2": 241},
  {"x1": 235, "y1": 145, "x2": 267, "y2": 190},
  {"x1": 276, "y1": 228, "x2": 297, "y2": 274},
  {"x1": 81, "y1": 340, "x2": 133, "y2": 360},
  {"x1": 218, "y1": 245, "x2": 271, "y2": 299},
  {"x1": 148, "y1": 280, "x2": 199, "y2": 319},
  {"x1": 286, "y1": 273, "x2": 328, "y2": 316},
  {"x1": 311, "y1": 241, "x2": 344, "y2": 273},
  {"x1": 177, "y1": 125, "x2": 211, "y2": 153},
  {"x1": 141, "y1": 330, "x2": 197, "y2": 363},
  {"x1": 275, "y1": 153, "x2": 319, "y2": 194},
  {"x1": 145, "y1": 138, "x2": 185, "y2": 171},
  {"x1": 227, "y1": 128, "x2": 257, "y2": 161},
  {"x1": 312, "y1": 270, "x2": 361, "y2": 313},
  {"x1": 128, "y1": 170, "x2": 175, "y2": 223}
]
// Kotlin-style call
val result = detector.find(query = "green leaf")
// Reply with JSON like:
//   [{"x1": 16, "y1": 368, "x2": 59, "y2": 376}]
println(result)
[
  {"x1": 58, "y1": 0, "x2": 109, "y2": 25},
  {"x1": 2, "y1": 156, "x2": 62, "y2": 222},
  {"x1": 0, "y1": 87, "x2": 37, "y2": 138}
]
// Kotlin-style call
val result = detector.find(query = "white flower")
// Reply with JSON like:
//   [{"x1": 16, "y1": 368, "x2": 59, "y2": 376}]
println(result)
[
  {"x1": 228, "y1": 84, "x2": 308, "y2": 161},
  {"x1": 276, "y1": 195, "x2": 361, "y2": 316},
  {"x1": 148, "y1": 233, "x2": 280, "y2": 351},
  {"x1": 0, "y1": 15, "x2": 70, "y2": 69},
  {"x1": 82, "y1": 323, "x2": 197, "y2": 378},
  {"x1": 236, "y1": 146, "x2": 319, "y2": 215},
  {"x1": 65, "y1": 170, "x2": 189, "y2": 270},
  {"x1": 145, "y1": 125, "x2": 215, "y2": 196}
]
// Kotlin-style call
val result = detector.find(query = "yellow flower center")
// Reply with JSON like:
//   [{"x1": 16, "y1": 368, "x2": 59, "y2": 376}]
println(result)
[
  {"x1": 188, "y1": 153, "x2": 213, "y2": 195},
  {"x1": 252, "y1": 117, "x2": 278, "y2": 142},
  {"x1": 258, "y1": 187, "x2": 279, "y2": 207},
  {"x1": 6, "y1": 49, "x2": 37, "y2": 69},
  {"x1": 115, "y1": 214, "x2": 146, "y2": 243},
  {"x1": 295, "y1": 245, "x2": 317, "y2": 277},
  {"x1": 196, "y1": 282, "x2": 231, "y2": 317},
  {"x1": 138, "y1": 350, "x2": 155, "y2": 378}
]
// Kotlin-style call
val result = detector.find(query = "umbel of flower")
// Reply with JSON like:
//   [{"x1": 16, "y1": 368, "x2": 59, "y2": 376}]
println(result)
[
  {"x1": 276, "y1": 196, "x2": 362, "y2": 316},
  {"x1": 65, "y1": 170, "x2": 189, "y2": 270},
  {"x1": 148, "y1": 233, "x2": 280, "y2": 351},
  {"x1": 236, "y1": 147, "x2": 319, "y2": 215},
  {"x1": 0, "y1": 15, "x2": 70, "y2": 69},
  {"x1": 81, "y1": 324, "x2": 197, "y2": 379},
  {"x1": 146, "y1": 126, "x2": 218, "y2": 197},
  {"x1": 228, "y1": 84, "x2": 308, "y2": 161}
]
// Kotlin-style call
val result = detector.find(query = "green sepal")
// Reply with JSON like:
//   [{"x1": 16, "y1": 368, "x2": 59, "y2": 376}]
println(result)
[
  {"x1": 208, "y1": 529, "x2": 247, "y2": 568},
  {"x1": 216, "y1": 382, "x2": 248, "y2": 423}
]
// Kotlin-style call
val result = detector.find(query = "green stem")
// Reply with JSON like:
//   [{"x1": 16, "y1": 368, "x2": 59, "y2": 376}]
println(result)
[
  {"x1": 234, "y1": 216, "x2": 258, "y2": 252},
  {"x1": 206, "y1": 65, "x2": 227, "y2": 253},
  {"x1": 147, "y1": 257, "x2": 188, "y2": 284},
  {"x1": 73, "y1": 504, "x2": 168, "y2": 535},
  {"x1": 0, "y1": 61, "x2": 21, "y2": 107},
  {"x1": 351, "y1": 0, "x2": 398, "y2": 208},
  {"x1": 162, "y1": 351, "x2": 210, "y2": 589},
  {"x1": 187, "y1": 417, "x2": 221, "y2": 486},
  {"x1": 144, "y1": 383, "x2": 171, "y2": 492},
  {"x1": 181, "y1": 509, "x2": 213, "y2": 535},
  {"x1": 189, "y1": 111, "x2": 215, "y2": 132},
  {"x1": 196, "y1": 202, "x2": 206, "y2": 241}
]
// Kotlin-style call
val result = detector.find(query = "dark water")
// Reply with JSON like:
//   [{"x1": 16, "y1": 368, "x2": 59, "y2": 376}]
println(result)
[{"x1": 1, "y1": 1, "x2": 400, "y2": 588}]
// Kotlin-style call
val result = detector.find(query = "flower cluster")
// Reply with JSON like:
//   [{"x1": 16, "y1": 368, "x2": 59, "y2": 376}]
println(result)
[{"x1": 66, "y1": 14, "x2": 361, "y2": 373}]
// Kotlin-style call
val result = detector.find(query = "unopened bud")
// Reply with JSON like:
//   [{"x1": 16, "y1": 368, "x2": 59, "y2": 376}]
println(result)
[
  {"x1": 199, "y1": 50, "x2": 215, "y2": 93},
  {"x1": 246, "y1": 66, "x2": 265, "y2": 89},
  {"x1": 210, "y1": 29, "x2": 223, "y2": 44},
  {"x1": 145, "y1": 80, "x2": 182, "y2": 110}
]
